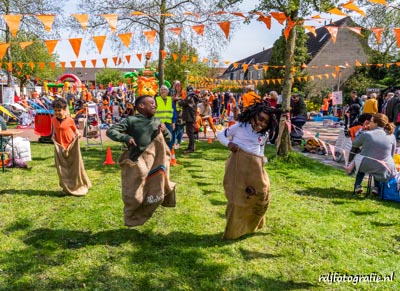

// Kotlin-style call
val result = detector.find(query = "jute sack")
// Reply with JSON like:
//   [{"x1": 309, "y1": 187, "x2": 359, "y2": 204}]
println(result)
[
  {"x1": 223, "y1": 149, "x2": 270, "y2": 240},
  {"x1": 119, "y1": 133, "x2": 176, "y2": 227},
  {"x1": 54, "y1": 136, "x2": 91, "y2": 196}
]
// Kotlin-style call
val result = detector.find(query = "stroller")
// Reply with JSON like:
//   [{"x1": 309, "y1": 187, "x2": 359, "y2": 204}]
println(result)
[{"x1": 290, "y1": 115, "x2": 307, "y2": 145}]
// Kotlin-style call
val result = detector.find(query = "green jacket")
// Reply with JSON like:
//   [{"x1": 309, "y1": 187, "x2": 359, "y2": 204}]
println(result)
[{"x1": 106, "y1": 114, "x2": 171, "y2": 161}]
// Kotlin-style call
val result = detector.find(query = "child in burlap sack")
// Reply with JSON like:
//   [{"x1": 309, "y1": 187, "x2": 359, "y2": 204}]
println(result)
[
  {"x1": 52, "y1": 98, "x2": 91, "y2": 196},
  {"x1": 217, "y1": 103, "x2": 276, "y2": 240}
]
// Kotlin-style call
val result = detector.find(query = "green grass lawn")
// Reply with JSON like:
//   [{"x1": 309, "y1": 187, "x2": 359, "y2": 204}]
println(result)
[{"x1": 0, "y1": 139, "x2": 399, "y2": 290}]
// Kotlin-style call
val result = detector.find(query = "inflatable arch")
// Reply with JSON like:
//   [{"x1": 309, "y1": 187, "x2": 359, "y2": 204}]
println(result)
[{"x1": 58, "y1": 74, "x2": 82, "y2": 86}]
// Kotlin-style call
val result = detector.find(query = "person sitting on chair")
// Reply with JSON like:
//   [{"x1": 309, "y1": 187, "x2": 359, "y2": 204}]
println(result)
[{"x1": 348, "y1": 113, "x2": 396, "y2": 195}]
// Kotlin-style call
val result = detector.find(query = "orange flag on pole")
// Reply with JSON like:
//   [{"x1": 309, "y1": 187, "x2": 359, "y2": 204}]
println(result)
[
  {"x1": 3, "y1": 14, "x2": 22, "y2": 37},
  {"x1": 69, "y1": 38, "x2": 83, "y2": 58},
  {"x1": 36, "y1": 15, "x2": 56, "y2": 32}
]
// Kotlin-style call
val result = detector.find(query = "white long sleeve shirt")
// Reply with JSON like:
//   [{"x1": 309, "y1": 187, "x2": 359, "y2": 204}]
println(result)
[{"x1": 217, "y1": 122, "x2": 268, "y2": 157}]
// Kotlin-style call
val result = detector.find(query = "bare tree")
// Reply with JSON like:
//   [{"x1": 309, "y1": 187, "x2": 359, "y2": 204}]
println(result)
[{"x1": 76, "y1": 0, "x2": 242, "y2": 85}]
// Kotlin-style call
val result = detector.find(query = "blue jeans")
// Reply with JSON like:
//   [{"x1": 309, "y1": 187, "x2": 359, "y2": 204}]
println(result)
[
  {"x1": 165, "y1": 123, "x2": 174, "y2": 150},
  {"x1": 355, "y1": 172, "x2": 377, "y2": 188},
  {"x1": 173, "y1": 124, "x2": 184, "y2": 145}
]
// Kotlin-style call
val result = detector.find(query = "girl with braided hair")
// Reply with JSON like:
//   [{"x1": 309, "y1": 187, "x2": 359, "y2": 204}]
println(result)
[{"x1": 217, "y1": 102, "x2": 276, "y2": 240}]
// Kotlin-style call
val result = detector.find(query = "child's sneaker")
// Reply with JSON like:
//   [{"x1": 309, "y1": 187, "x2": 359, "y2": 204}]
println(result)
[
  {"x1": 355, "y1": 185, "x2": 363, "y2": 194},
  {"x1": 371, "y1": 187, "x2": 379, "y2": 196}
]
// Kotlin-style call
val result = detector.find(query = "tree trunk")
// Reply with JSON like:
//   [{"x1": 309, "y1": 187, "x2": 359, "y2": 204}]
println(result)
[
  {"x1": 276, "y1": 11, "x2": 298, "y2": 157},
  {"x1": 157, "y1": 0, "x2": 166, "y2": 87}
]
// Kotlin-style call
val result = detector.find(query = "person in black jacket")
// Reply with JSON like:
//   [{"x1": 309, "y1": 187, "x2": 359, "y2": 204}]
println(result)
[
  {"x1": 344, "y1": 90, "x2": 362, "y2": 128},
  {"x1": 177, "y1": 86, "x2": 199, "y2": 154}
]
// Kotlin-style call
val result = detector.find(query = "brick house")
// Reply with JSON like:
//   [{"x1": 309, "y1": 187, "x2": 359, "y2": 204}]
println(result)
[{"x1": 220, "y1": 17, "x2": 369, "y2": 94}]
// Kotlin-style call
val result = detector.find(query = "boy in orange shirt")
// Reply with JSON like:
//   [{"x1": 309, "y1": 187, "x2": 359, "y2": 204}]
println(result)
[{"x1": 52, "y1": 98, "x2": 91, "y2": 195}]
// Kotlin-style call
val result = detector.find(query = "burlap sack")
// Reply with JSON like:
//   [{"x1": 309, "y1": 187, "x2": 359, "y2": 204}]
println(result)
[
  {"x1": 223, "y1": 149, "x2": 270, "y2": 240},
  {"x1": 119, "y1": 133, "x2": 176, "y2": 227},
  {"x1": 54, "y1": 136, "x2": 91, "y2": 196}
]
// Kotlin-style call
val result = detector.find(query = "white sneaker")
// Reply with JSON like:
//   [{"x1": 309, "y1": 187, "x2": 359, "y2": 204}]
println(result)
[
  {"x1": 371, "y1": 187, "x2": 379, "y2": 195},
  {"x1": 355, "y1": 185, "x2": 363, "y2": 194}
]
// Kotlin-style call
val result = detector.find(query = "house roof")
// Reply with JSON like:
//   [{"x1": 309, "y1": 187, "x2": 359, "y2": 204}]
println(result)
[{"x1": 223, "y1": 16, "x2": 352, "y2": 75}]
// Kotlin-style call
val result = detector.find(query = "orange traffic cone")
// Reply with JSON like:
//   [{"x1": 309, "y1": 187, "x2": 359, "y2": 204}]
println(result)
[
  {"x1": 208, "y1": 137, "x2": 213, "y2": 144},
  {"x1": 170, "y1": 148, "x2": 177, "y2": 166},
  {"x1": 104, "y1": 147, "x2": 116, "y2": 165}
]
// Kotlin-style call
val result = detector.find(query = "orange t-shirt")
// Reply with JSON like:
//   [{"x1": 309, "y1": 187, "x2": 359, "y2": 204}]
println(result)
[{"x1": 52, "y1": 116, "x2": 78, "y2": 149}]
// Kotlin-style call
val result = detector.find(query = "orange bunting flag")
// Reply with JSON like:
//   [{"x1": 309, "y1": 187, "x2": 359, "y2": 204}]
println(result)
[
  {"x1": 355, "y1": 60, "x2": 362, "y2": 66},
  {"x1": 3, "y1": 14, "x2": 22, "y2": 37},
  {"x1": 183, "y1": 11, "x2": 200, "y2": 18},
  {"x1": 80, "y1": 60, "x2": 86, "y2": 68},
  {"x1": 253, "y1": 64, "x2": 259, "y2": 70},
  {"x1": 242, "y1": 64, "x2": 249, "y2": 73},
  {"x1": 342, "y1": 1, "x2": 365, "y2": 16},
  {"x1": 370, "y1": 28, "x2": 384, "y2": 44},
  {"x1": 118, "y1": 32, "x2": 132, "y2": 48},
  {"x1": 327, "y1": 8, "x2": 348, "y2": 16},
  {"x1": 168, "y1": 27, "x2": 182, "y2": 35},
  {"x1": 112, "y1": 57, "x2": 118, "y2": 66},
  {"x1": 17, "y1": 62, "x2": 23, "y2": 69},
  {"x1": 143, "y1": 30, "x2": 156, "y2": 45},
  {"x1": 91, "y1": 59, "x2": 97, "y2": 68},
  {"x1": 68, "y1": 38, "x2": 82, "y2": 58},
  {"x1": 136, "y1": 53, "x2": 142, "y2": 62},
  {"x1": 367, "y1": 0, "x2": 387, "y2": 4},
  {"x1": 325, "y1": 26, "x2": 339, "y2": 43},
  {"x1": 19, "y1": 41, "x2": 33, "y2": 49},
  {"x1": 60, "y1": 61, "x2": 66, "y2": 70},
  {"x1": 160, "y1": 50, "x2": 167, "y2": 60},
  {"x1": 102, "y1": 58, "x2": 108, "y2": 67},
  {"x1": 125, "y1": 55, "x2": 131, "y2": 63},
  {"x1": 72, "y1": 14, "x2": 89, "y2": 30},
  {"x1": 182, "y1": 55, "x2": 188, "y2": 63},
  {"x1": 284, "y1": 18, "x2": 296, "y2": 40},
  {"x1": 232, "y1": 62, "x2": 239, "y2": 69},
  {"x1": 6, "y1": 62, "x2": 12, "y2": 71},
  {"x1": 346, "y1": 27, "x2": 363, "y2": 36},
  {"x1": 224, "y1": 60, "x2": 230, "y2": 65},
  {"x1": 131, "y1": 11, "x2": 147, "y2": 16},
  {"x1": 304, "y1": 26, "x2": 317, "y2": 37},
  {"x1": 257, "y1": 15, "x2": 271, "y2": 30},
  {"x1": 36, "y1": 15, "x2": 55, "y2": 32},
  {"x1": 231, "y1": 12, "x2": 247, "y2": 19},
  {"x1": 28, "y1": 62, "x2": 35, "y2": 70},
  {"x1": 69, "y1": 61, "x2": 76, "y2": 69},
  {"x1": 44, "y1": 40, "x2": 58, "y2": 55},
  {"x1": 213, "y1": 59, "x2": 218, "y2": 64},
  {"x1": 217, "y1": 21, "x2": 231, "y2": 39},
  {"x1": 191, "y1": 25, "x2": 205, "y2": 36},
  {"x1": 394, "y1": 28, "x2": 400, "y2": 47},
  {"x1": 192, "y1": 56, "x2": 198, "y2": 63},
  {"x1": 102, "y1": 14, "x2": 118, "y2": 32},
  {"x1": 93, "y1": 35, "x2": 107, "y2": 54},
  {"x1": 202, "y1": 58, "x2": 208, "y2": 63},
  {"x1": 269, "y1": 12, "x2": 287, "y2": 25},
  {"x1": 262, "y1": 65, "x2": 268, "y2": 71},
  {"x1": 172, "y1": 53, "x2": 178, "y2": 61},
  {"x1": 146, "y1": 51, "x2": 152, "y2": 59}
]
